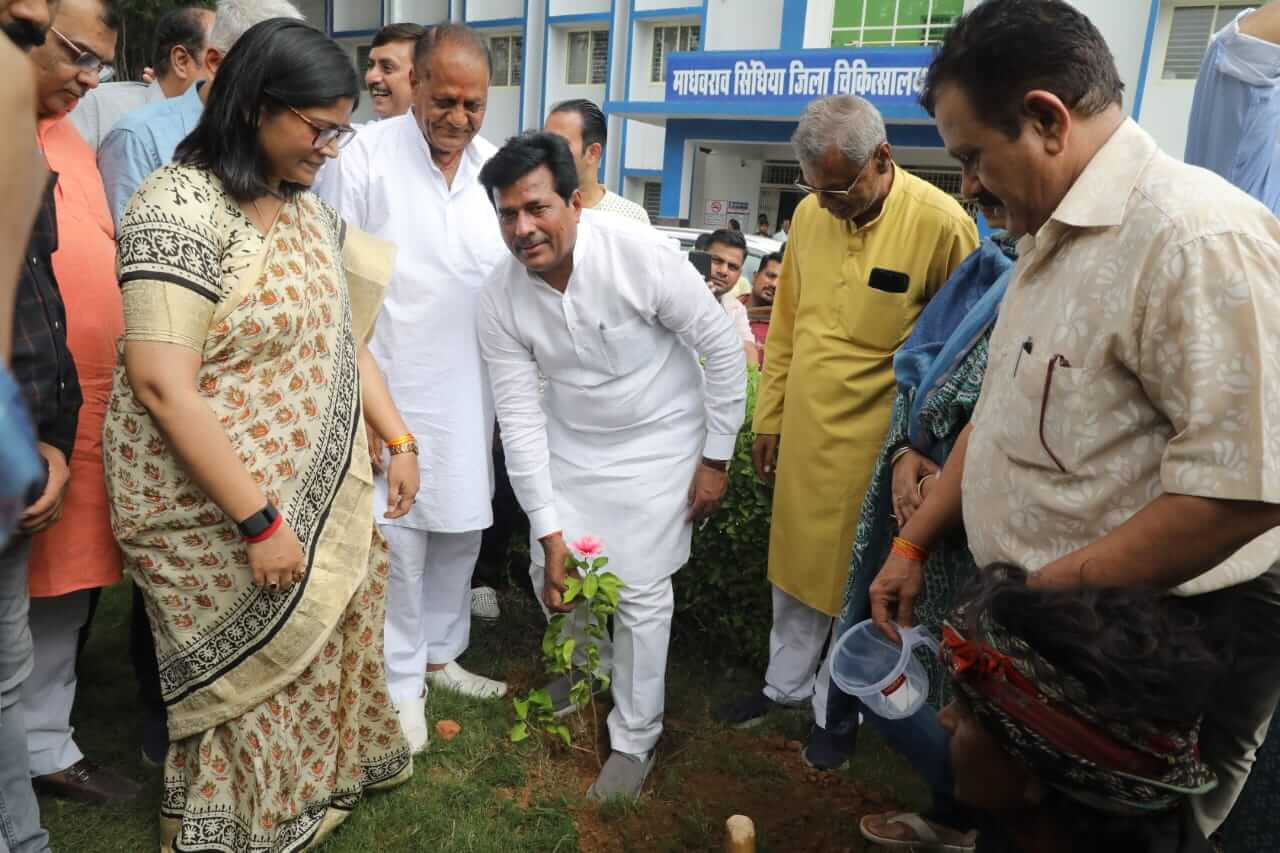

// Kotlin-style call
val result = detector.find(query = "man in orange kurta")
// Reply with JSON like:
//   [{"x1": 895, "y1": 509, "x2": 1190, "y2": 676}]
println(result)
[{"x1": 19, "y1": 0, "x2": 138, "y2": 804}]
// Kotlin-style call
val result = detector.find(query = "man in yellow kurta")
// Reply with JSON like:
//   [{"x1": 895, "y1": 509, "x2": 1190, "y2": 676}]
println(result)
[{"x1": 716, "y1": 95, "x2": 976, "y2": 764}]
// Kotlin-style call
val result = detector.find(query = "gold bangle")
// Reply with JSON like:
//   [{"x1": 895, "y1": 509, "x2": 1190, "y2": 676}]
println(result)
[
  {"x1": 388, "y1": 440, "x2": 418, "y2": 456},
  {"x1": 386, "y1": 433, "x2": 414, "y2": 447}
]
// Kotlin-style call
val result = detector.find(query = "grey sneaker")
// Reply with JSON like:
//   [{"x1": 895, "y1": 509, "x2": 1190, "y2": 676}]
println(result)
[
  {"x1": 470, "y1": 586, "x2": 500, "y2": 621},
  {"x1": 545, "y1": 672, "x2": 609, "y2": 718},
  {"x1": 587, "y1": 750, "x2": 656, "y2": 801}
]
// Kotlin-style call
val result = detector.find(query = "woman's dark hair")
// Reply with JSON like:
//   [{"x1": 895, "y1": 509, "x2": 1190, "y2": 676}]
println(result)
[
  {"x1": 174, "y1": 18, "x2": 359, "y2": 202},
  {"x1": 478, "y1": 131, "x2": 580, "y2": 205},
  {"x1": 549, "y1": 98, "x2": 607, "y2": 152},
  {"x1": 920, "y1": 0, "x2": 1124, "y2": 139},
  {"x1": 960, "y1": 565, "x2": 1225, "y2": 727}
]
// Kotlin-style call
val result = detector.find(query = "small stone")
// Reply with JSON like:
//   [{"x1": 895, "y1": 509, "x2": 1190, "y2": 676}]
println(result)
[{"x1": 435, "y1": 719, "x2": 462, "y2": 741}]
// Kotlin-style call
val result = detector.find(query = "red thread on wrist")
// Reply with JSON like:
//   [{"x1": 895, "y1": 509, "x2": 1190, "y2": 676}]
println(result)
[
  {"x1": 891, "y1": 536, "x2": 928, "y2": 562},
  {"x1": 245, "y1": 513, "x2": 282, "y2": 544}
]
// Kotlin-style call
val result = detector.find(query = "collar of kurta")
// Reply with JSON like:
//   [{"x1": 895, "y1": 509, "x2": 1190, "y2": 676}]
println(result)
[
  {"x1": 405, "y1": 108, "x2": 487, "y2": 188},
  {"x1": 847, "y1": 160, "x2": 903, "y2": 233},
  {"x1": 1021, "y1": 118, "x2": 1154, "y2": 258}
]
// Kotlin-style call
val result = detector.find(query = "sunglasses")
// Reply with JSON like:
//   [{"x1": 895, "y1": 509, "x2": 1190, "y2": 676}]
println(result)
[
  {"x1": 50, "y1": 26, "x2": 113, "y2": 83},
  {"x1": 286, "y1": 105, "x2": 357, "y2": 151}
]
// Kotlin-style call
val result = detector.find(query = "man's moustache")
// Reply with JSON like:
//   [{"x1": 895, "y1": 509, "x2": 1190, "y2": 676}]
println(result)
[{"x1": 2, "y1": 19, "x2": 46, "y2": 50}]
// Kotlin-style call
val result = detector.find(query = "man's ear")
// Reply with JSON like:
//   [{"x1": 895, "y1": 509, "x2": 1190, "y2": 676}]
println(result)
[
  {"x1": 1023, "y1": 89, "x2": 1072, "y2": 156},
  {"x1": 203, "y1": 46, "x2": 223, "y2": 77},
  {"x1": 586, "y1": 142, "x2": 603, "y2": 166}
]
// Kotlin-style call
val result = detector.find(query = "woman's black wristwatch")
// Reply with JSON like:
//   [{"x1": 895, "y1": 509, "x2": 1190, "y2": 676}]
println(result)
[{"x1": 236, "y1": 503, "x2": 280, "y2": 540}]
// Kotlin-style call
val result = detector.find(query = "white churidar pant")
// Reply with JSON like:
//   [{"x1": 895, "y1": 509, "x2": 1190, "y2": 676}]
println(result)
[
  {"x1": 763, "y1": 583, "x2": 833, "y2": 728},
  {"x1": 380, "y1": 526, "x2": 482, "y2": 705},
  {"x1": 530, "y1": 559, "x2": 673, "y2": 756}
]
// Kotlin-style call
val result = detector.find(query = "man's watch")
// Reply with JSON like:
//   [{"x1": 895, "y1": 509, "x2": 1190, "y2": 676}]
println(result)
[
  {"x1": 700, "y1": 457, "x2": 729, "y2": 472},
  {"x1": 236, "y1": 503, "x2": 280, "y2": 540}
]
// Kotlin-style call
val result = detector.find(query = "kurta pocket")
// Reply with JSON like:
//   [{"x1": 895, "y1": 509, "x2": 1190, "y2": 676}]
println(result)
[
  {"x1": 843, "y1": 283, "x2": 910, "y2": 352},
  {"x1": 600, "y1": 316, "x2": 658, "y2": 377}
]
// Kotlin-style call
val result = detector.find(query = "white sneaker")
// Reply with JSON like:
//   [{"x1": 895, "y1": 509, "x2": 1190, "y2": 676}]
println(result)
[
  {"x1": 394, "y1": 690, "x2": 430, "y2": 754},
  {"x1": 471, "y1": 586, "x2": 501, "y2": 620},
  {"x1": 425, "y1": 660, "x2": 507, "y2": 699}
]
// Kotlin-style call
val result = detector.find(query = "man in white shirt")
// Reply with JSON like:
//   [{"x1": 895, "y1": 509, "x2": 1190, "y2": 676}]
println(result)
[
  {"x1": 70, "y1": 4, "x2": 211, "y2": 151},
  {"x1": 478, "y1": 132, "x2": 746, "y2": 799},
  {"x1": 772, "y1": 217, "x2": 790, "y2": 242},
  {"x1": 700, "y1": 228, "x2": 757, "y2": 365},
  {"x1": 317, "y1": 24, "x2": 508, "y2": 752},
  {"x1": 544, "y1": 98, "x2": 650, "y2": 225}
]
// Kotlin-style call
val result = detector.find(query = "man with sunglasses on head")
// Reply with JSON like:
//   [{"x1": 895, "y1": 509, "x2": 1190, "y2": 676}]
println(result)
[
  {"x1": 318, "y1": 24, "x2": 510, "y2": 755},
  {"x1": 69, "y1": 5, "x2": 213, "y2": 152},
  {"x1": 716, "y1": 95, "x2": 977, "y2": 771},
  {"x1": 98, "y1": 0, "x2": 302, "y2": 229},
  {"x1": 18, "y1": 0, "x2": 143, "y2": 806}
]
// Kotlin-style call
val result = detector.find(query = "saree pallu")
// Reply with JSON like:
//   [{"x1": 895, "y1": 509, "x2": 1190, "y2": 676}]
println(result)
[{"x1": 103, "y1": 164, "x2": 408, "y2": 852}]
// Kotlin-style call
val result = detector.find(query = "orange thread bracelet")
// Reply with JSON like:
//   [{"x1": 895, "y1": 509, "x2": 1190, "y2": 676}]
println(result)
[
  {"x1": 891, "y1": 536, "x2": 928, "y2": 562},
  {"x1": 386, "y1": 433, "x2": 414, "y2": 447}
]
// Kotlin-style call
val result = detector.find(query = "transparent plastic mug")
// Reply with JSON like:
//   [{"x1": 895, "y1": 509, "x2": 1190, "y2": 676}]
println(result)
[{"x1": 829, "y1": 619, "x2": 940, "y2": 719}]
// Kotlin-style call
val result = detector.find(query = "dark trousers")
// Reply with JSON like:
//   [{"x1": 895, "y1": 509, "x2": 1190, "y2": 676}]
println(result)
[{"x1": 129, "y1": 582, "x2": 164, "y2": 713}]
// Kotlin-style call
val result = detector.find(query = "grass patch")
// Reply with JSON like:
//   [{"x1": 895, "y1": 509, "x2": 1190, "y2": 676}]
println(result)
[{"x1": 41, "y1": 578, "x2": 929, "y2": 851}]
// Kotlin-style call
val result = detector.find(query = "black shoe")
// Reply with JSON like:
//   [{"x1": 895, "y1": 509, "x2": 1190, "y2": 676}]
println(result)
[
  {"x1": 801, "y1": 723, "x2": 856, "y2": 770},
  {"x1": 714, "y1": 692, "x2": 789, "y2": 729},
  {"x1": 140, "y1": 706, "x2": 168, "y2": 768},
  {"x1": 33, "y1": 758, "x2": 142, "y2": 804}
]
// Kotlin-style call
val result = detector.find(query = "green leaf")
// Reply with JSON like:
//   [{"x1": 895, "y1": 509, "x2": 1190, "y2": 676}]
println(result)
[
  {"x1": 510, "y1": 721, "x2": 529, "y2": 742},
  {"x1": 552, "y1": 724, "x2": 572, "y2": 747},
  {"x1": 592, "y1": 556, "x2": 609, "y2": 569},
  {"x1": 513, "y1": 696, "x2": 529, "y2": 720},
  {"x1": 569, "y1": 679, "x2": 590, "y2": 707},
  {"x1": 560, "y1": 638, "x2": 576, "y2": 667},
  {"x1": 529, "y1": 688, "x2": 553, "y2": 710},
  {"x1": 583, "y1": 574, "x2": 599, "y2": 599}
]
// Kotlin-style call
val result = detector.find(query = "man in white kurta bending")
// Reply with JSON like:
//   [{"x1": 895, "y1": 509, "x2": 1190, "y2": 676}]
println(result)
[
  {"x1": 477, "y1": 133, "x2": 747, "y2": 799},
  {"x1": 316, "y1": 23, "x2": 507, "y2": 752}
]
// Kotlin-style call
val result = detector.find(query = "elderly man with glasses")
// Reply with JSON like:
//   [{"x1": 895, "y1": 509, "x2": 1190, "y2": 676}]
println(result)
[
  {"x1": 715, "y1": 95, "x2": 977, "y2": 771},
  {"x1": 19, "y1": 0, "x2": 144, "y2": 806}
]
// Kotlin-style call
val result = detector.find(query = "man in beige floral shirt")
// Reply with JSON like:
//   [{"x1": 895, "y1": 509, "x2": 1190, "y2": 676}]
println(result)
[{"x1": 871, "y1": 0, "x2": 1280, "y2": 837}]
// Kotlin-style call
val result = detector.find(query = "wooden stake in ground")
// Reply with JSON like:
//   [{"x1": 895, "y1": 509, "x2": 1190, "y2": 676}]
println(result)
[{"x1": 724, "y1": 815, "x2": 756, "y2": 853}]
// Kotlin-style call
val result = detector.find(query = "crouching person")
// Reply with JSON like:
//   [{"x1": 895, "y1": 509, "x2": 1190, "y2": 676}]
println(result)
[{"x1": 477, "y1": 132, "x2": 747, "y2": 800}]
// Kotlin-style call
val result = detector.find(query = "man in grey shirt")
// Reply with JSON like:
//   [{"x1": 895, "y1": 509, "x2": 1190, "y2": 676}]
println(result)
[{"x1": 69, "y1": 4, "x2": 212, "y2": 150}]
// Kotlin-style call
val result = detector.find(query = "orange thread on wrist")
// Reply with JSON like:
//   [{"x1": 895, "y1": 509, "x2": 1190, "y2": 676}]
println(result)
[
  {"x1": 386, "y1": 433, "x2": 414, "y2": 447},
  {"x1": 892, "y1": 536, "x2": 928, "y2": 562}
]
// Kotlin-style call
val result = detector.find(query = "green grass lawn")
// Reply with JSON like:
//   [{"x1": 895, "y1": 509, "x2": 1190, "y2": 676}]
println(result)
[{"x1": 40, "y1": 579, "x2": 927, "y2": 852}]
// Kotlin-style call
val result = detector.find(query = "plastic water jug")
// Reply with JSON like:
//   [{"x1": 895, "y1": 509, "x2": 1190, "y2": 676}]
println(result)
[{"x1": 829, "y1": 619, "x2": 939, "y2": 720}]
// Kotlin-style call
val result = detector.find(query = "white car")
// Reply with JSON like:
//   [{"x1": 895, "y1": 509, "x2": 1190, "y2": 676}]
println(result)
[{"x1": 655, "y1": 225, "x2": 783, "y2": 281}]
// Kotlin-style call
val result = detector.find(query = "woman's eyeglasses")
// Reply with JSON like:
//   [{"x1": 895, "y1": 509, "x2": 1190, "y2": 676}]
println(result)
[
  {"x1": 287, "y1": 105, "x2": 357, "y2": 151},
  {"x1": 50, "y1": 27, "x2": 114, "y2": 83}
]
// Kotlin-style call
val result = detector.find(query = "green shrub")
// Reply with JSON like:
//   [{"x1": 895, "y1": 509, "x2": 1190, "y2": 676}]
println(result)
[{"x1": 675, "y1": 365, "x2": 773, "y2": 669}]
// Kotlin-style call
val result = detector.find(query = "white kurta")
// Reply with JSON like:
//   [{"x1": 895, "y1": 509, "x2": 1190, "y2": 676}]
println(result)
[
  {"x1": 479, "y1": 217, "x2": 748, "y2": 583},
  {"x1": 317, "y1": 113, "x2": 506, "y2": 532}
]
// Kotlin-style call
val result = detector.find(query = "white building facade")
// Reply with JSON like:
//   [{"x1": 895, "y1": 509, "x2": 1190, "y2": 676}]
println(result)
[{"x1": 306, "y1": 0, "x2": 1246, "y2": 230}]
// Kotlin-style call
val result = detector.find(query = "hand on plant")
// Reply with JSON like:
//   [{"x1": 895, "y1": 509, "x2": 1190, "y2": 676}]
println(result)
[
  {"x1": 890, "y1": 449, "x2": 939, "y2": 526},
  {"x1": 540, "y1": 533, "x2": 577, "y2": 613}
]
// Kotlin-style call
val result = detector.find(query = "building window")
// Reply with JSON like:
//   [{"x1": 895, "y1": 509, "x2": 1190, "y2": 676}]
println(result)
[
  {"x1": 566, "y1": 30, "x2": 608, "y2": 86},
  {"x1": 642, "y1": 181, "x2": 662, "y2": 220},
  {"x1": 490, "y1": 35, "x2": 523, "y2": 87},
  {"x1": 1162, "y1": 4, "x2": 1250, "y2": 79},
  {"x1": 650, "y1": 24, "x2": 700, "y2": 84},
  {"x1": 831, "y1": 0, "x2": 963, "y2": 47},
  {"x1": 761, "y1": 161, "x2": 802, "y2": 187}
]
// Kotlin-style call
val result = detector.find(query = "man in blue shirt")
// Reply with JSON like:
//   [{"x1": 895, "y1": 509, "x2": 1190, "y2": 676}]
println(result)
[
  {"x1": 1184, "y1": 2, "x2": 1280, "y2": 211},
  {"x1": 97, "y1": 0, "x2": 302, "y2": 227}
]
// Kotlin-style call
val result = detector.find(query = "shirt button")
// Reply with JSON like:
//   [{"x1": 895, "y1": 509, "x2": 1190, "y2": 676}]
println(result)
[
  {"x1": 59, "y1": 381, "x2": 65, "y2": 390},
  {"x1": 53, "y1": 321, "x2": 61, "y2": 329}
]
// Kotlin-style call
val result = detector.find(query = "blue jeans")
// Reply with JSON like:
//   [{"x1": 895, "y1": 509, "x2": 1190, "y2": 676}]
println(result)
[
  {"x1": 827, "y1": 676, "x2": 974, "y2": 830},
  {"x1": 0, "y1": 538, "x2": 49, "y2": 853}
]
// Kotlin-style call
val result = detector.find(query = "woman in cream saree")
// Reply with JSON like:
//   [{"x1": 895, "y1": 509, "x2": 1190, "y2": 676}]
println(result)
[{"x1": 103, "y1": 21, "x2": 416, "y2": 852}]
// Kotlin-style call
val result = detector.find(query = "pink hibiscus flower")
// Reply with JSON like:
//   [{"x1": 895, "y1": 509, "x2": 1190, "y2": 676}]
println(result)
[{"x1": 569, "y1": 535, "x2": 604, "y2": 558}]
